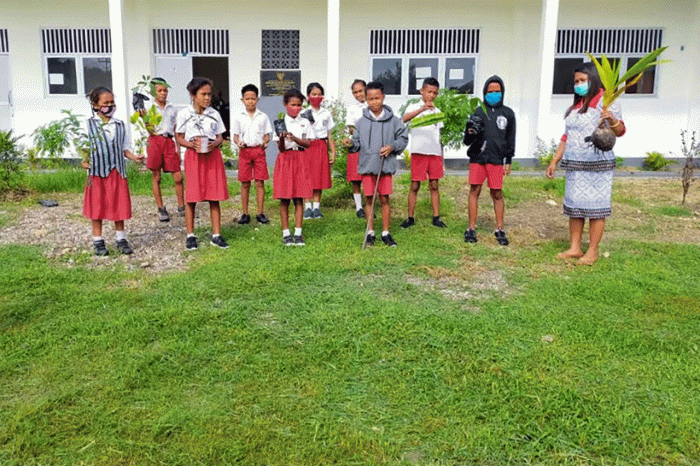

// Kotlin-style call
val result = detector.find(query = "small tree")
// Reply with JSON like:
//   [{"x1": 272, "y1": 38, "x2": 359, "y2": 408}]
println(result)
[
  {"x1": 0, "y1": 130, "x2": 24, "y2": 193},
  {"x1": 680, "y1": 130, "x2": 700, "y2": 205},
  {"x1": 32, "y1": 110, "x2": 84, "y2": 162}
]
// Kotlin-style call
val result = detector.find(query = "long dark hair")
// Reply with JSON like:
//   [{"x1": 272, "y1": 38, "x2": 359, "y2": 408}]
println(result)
[{"x1": 565, "y1": 62, "x2": 603, "y2": 117}]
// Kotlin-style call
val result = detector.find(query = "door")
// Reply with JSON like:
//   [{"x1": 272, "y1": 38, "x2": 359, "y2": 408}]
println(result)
[
  {"x1": 0, "y1": 55, "x2": 12, "y2": 131},
  {"x1": 155, "y1": 56, "x2": 192, "y2": 108},
  {"x1": 192, "y1": 56, "x2": 229, "y2": 138}
]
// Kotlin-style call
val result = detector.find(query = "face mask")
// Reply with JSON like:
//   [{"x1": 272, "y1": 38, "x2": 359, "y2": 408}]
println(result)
[
  {"x1": 286, "y1": 105, "x2": 302, "y2": 118},
  {"x1": 95, "y1": 105, "x2": 116, "y2": 117},
  {"x1": 574, "y1": 82, "x2": 589, "y2": 97},
  {"x1": 484, "y1": 92, "x2": 502, "y2": 106},
  {"x1": 308, "y1": 96, "x2": 324, "y2": 107}
]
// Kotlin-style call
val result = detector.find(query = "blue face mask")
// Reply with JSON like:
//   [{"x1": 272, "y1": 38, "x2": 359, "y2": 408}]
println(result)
[
  {"x1": 485, "y1": 92, "x2": 502, "y2": 106},
  {"x1": 574, "y1": 82, "x2": 589, "y2": 97}
]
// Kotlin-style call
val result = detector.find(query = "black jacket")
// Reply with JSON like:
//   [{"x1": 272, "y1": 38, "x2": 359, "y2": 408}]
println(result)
[{"x1": 463, "y1": 75, "x2": 516, "y2": 165}]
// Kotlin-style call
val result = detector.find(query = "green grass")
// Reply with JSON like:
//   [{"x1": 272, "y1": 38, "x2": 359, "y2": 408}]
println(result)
[
  {"x1": 1, "y1": 177, "x2": 700, "y2": 465},
  {"x1": 656, "y1": 206, "x2": 693, "y2": 217}
]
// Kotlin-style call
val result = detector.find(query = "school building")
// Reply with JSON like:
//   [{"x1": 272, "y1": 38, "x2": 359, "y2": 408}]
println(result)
[{"x1": 1, "y1": 0, "x2": 698, "y2": 163}]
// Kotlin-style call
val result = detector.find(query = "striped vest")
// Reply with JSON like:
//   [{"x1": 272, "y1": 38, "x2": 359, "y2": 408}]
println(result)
[{"x1": 87, "y1": 118, "x2": 127, "y2": 178}]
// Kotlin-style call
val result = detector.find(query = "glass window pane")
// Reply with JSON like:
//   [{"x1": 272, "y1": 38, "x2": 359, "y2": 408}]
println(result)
[
  {"x1": 47, "y1": 57, "x2": 77, "y2": 94},
  {"x1": 408, "y1": 58, "x2": 438, "y2": 95},
  {"x1": 552, "y1": 58, "x2": 584, "y2": 94},
  {"x1": 83, "y1": 57, "x2": 112, "y2": 95},
  {"x1": 372, "y1": 58, "x2": 402, "y2": 95},
  {"x1": 445, "y1": 57, "x2": 475, "y2": 94},
  {"x1": 625, "y1": 58, "x2": 655, "y2": 94}
]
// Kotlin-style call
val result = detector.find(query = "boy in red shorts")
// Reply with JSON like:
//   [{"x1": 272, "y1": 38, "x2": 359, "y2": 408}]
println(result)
[
  {"x1": 349, "y1": 81, "x2": 408, "y2": 247},
  {"x1": 145, "y1": 77, "x2": 185, "y2": 222},
  {"x1": 463, "y1": 75, "x2": 516, "y2": 245}
]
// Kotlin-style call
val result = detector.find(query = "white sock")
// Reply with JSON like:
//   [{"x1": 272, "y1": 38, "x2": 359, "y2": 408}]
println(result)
[
  {"x1": 353, "y1": 193, "x2": 363, "y2": 210},
  {"x1": 294, "y1": 227, "x2": 302, "y2": 236},
  {"x1": 282, "y1": 229, "x2": 291, "y2": 237},
  {"x1": 93, "y1": 236, "x2": 103, "y2": 242},
  {"x1": 313, "y1": 202, "x2": 320, "y2": 210},
  {"x1": 212, "y1": 233, "x2": 220, "y2": 238},
  {"x1": 382, "y1": 230, "x2": 390, "y2": 237},
  {"x1": 305, "y1": 202, "x2": 312, "y2": 210},
  {"x1": 187, "y1": 233, "x2": 196, "y2": 238},
  {"x1": 115, "y1": 231, "x2": 126, "y2": 241},
  {"x1": 367, "y1": 230, "x2": 375, "y2": 236}
]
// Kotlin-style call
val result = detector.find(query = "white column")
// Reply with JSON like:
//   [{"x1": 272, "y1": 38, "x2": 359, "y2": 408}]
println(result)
[
  {"x1": 686, "y1": 1, "x2": 700, "y2": 129},
  {"x1": 536, "y1": 0, "x2": 560, "y2": 138},
  {"x1": 326, "y1": 0, "x2": 340, "y2": 99},
  {"x1": 108, "y1": 0, "x2": 130, "y2": 124}
]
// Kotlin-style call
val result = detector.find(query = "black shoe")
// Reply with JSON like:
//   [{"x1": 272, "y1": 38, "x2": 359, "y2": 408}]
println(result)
[
  {"x1": 365, "y1": 233, "x2": 376, "y2": 246},
  {"x1": 93, "y1": 239, "x2": 109, "y2": 256},
  {"x1": 312, "y1": 208, "x2": 323, "y2": 219},
  {"x1": 210, "y1": 235, "x2": 229, "y2": 249},
  {"x1": 238, "y1": 214, "x2": 251, "y2": 225},
  {"x1": 303, "y1": 208, "x2": 314, "y2": 220},
  {"x1": 432, "y1": 216, "x2": 447, "y2": 228},
  {"x1": 158, "y1": 206, "x2": 170, "y2": 222},
  {"x1": 381, "y1": 233, "x2": 397, "y2": 247},
  {"x1": 186, "y1": 236, "x2": 198, "y2": 250},
  {"x1": 494, "y1": 230, "x2": 509, "y2": 246},
  {"x1": 464, "y1": 229, "x2": 477, "y2": 243},
  {"x1": 256, "y1": 213, "x2": 270, "y2": 224},
  {"x1": 116, "y1": 239, "x2": 133, "y2": 255},
  {"x1": 282, "y1": 235, "x2": 294, "y2": 246},
  {"x1": 293, "y1": 234, "x2": 305, "y2": 246},
  {"x1": 400, "y1": 217, "x2": 415, "y2": 228},
  {"x1": 177, "y1": 206, "x2": 186, "y2": 217},
  {"x1": 356, "y1": 208, "x2": 366, "y2": 219}
]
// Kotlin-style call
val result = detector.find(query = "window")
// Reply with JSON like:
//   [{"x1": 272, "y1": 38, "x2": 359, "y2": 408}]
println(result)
[
  {"x1": 152, "y1": 29, "x2": 229, "y2": 55},
  {"x1": 42, "y1": 29, "x2": 112, "y2": 95},
  {"x1": 0, "y1": 29, "x2": 8, "y2": 54},
  {"x1": 370, "y1": 29, "x2": 479, "y2": 95},
  {"x1": 553, "y1": 28, "x2": 663, "y2": 95}
]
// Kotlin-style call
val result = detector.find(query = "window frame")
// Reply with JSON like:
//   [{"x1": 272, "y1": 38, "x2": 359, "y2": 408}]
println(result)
[{"x1": 43, "y1": 53, "x2": 112, "y2": 97}]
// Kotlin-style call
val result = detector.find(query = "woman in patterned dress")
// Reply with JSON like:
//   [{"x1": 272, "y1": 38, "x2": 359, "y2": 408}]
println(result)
[{"x1": 546, "y1": 62, "x2": 626, "y2": 265}]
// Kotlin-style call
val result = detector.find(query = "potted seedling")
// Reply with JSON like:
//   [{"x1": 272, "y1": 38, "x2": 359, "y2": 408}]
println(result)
[
  {"x1": 587, "y1": 46, "x2": 668, "y2": 152},
  {"x1": 273, "y1": 112, "x2": 287, "y2": 137}
]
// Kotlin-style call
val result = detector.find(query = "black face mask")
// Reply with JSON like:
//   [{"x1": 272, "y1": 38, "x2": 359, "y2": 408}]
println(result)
[{"x1": 93, "y1": 105, "x2": 116, "y2": 117}]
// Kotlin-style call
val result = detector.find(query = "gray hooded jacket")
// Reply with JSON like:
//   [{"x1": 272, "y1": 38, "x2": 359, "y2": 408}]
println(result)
[{"x1": 350, "y1": 105, "x2": 408, "y2": 175}]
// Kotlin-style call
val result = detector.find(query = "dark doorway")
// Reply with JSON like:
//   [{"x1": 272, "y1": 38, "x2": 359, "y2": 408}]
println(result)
[{"x1": 192, "y1": 56, "x2": 230, "y2": 139}]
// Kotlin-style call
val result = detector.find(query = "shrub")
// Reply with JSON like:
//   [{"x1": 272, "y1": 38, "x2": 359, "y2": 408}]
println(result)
[
  {"x1": 31, "y1": 110, "x2": 88, "y2": 167},
  {"x1": 533, "y1": 138, "x2": 557, "y2": 168},
  {"x1": 0, "y1": 130, "x2": 25, "y2": 193},
  {"x1": 680, "y1": 130, "x2": 700, "y2": 204},
  {"x1": 615, "y1": 156, "x2": 625, "y2": 168},
  {"x1": 642, "y1": 151, "x2": 673, "y2": 171}
]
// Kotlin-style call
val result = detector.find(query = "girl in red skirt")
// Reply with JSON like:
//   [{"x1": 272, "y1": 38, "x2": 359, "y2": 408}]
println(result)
[
  {"x1": 82, "y1": 87, "x2": 144, "y2": 256},
  {"x1": 273, "y1": 88, "x2": 312, "y2": 245},
  {"x1": 303, "y1": 82, "x2": 335, "y2": 220},
  {"x1": 175, "y1": 77, "x2": 230, "y2": 251},
  {"x1": 345, "y1": 79, "x2": 367, "y2": 218}
]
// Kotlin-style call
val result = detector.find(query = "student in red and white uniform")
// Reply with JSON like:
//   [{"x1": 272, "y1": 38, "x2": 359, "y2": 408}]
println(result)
[
  {"x1": 303, "y1": 82, "x2": 335, "y2": 220},
  {"x1": 82, "y1": 86, "x2": 144, "y2": 256},
  {"x1": 231, "y1": 83, "x2": 273, "y2": 225},
  {"x1": 273, "y1": 88, "x2": 312, "y2": 246},
  {"x1": 175, "y1": 77, "x2": 230, "y2": 251},
  {"x1": 345, "y1": 79, "x2": 368, "y2": 218},
  {"x1": 144, "y1": 77, "x2": 185, "y2": 222}
]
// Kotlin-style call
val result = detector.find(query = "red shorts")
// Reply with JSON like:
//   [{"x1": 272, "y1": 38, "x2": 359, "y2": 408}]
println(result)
[
  {"x1": 410, "y1": 153, "x2": 444, "y2": 181},
  {"x1": 273, "y1": 150, "x2": 312, "y2": 200},
  {"x1": 146, "y1": 134, "x2": 181, "y2": 173},
  {"x1": 362, "y1": 173, "x2": 392, "y2": 196},
  {"x1": 469, "y1": 163, "x2": 504, "y2": 190},
  {"x1": 307, "y1": 139, "x2": 332, "y2": 190},
  {"x1": 83, "y1": 169, "x2": 132, "y2": 221},
  {"x1": 184, "y1": 148, "x2": 230, "y2": 203},
  {"x1": 238, "y1": 146, "x2": 269, "y2": 182},
  {"x1": 346, "y1": 151, "x2": 362, "y2": 182}
]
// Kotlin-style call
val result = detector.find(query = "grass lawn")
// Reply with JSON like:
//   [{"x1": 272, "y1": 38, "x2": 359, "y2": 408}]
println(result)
[{"x1": 1, "y1": 172, "x2": 700, "y2": 465}]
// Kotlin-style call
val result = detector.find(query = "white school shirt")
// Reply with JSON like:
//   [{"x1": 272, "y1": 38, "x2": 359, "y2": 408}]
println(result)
[
  {"x1": 175, "y1": 105, "x2": 225, "y2": 141},
  {"x1": 308, "y1": 107, "x2": 334, "y2": 139},
  {"x1": 404, "y1": 100, "x2": 443, "y2": 156},
  {"x1": 230, "y1": 108, "x2": 272, "y2": 146},
  {"x1": 95, "y1": 117, "x2": 133, "y2": 152},
  {"x1": 273, "y1": 114, "x2": 311, "y2": 150},
  {"x1": 345, "y1": 100, "x2": 367, "y2": 127},
  {"x1": 152, "y1": 102, "x2": 177, "y2": 136}
]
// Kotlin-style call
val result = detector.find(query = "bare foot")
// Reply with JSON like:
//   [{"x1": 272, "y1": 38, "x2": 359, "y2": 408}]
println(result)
[
  {"x1": 556, "y1": 249, "x2": 584, "y2": 260},
  {"x1": 577, "y1": 253, "x2": 598, "y2": 266}
]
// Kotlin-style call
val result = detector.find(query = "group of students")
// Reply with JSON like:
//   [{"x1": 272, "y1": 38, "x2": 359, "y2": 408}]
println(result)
[{"x1": 82, "y1": 74, "x2": 516, "y2": 255}]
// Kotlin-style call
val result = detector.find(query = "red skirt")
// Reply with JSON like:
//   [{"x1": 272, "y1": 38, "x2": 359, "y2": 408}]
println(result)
[
  {"x1": 306, "y1": 139, "x2": 332, "y2": 190},
  {"x1": 273, "y1": 150, "x2": 312, "y2": 200},
  {"x1": 83, "y1": 169, "x2": 132, "y2": 221},
  {"x1": 346, "y1": 151, "x2": 362, "y2": 182},
  {"x1": 184, "y1": 147, "x2": 230, "y2": 203}
]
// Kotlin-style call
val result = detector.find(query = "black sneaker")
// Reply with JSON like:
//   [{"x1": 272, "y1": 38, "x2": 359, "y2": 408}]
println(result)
[
  {"x1": 356, "y1": 208, "x2": 366, "y2": 219},
  {"x1": 303, "y1": 208, "x2": 314, "y2": 220},
  {"x1": 400, "y1": 217, "x2": 415, "y2": 228},
  {"x1": 186, "y1": 236, "x2": 198, "y2": 250},
  {"x1": 210, "y1": 235, "x2": 229, "y2": 249},
  {"x1": 93, "y1": 239, "x2": 109, "y2": 256},
  {"x1": 293, "y1": 234, "x2": 305, "y2": 246},
  {"x1": 116, "y1": 239, "x2": 133, "y2": 255},
  {"x1": 282, "y1": 235, "x2": 294, "y2": 246},
  {"x1": 256, "y1": 213, "x2": 270, "y2": 224},
  {"x1": 177, "y1": 206, "x2": 186, "y2": 217},
  {"x1": 238, "y1": 214, "x2": 251, "y2": 225},
  {"x1": 432, "y1": 216, "x2": 447, "y2": 228},
  {"x1": 381, "y1": 233, "x2": 397, "y2": 247},
  {"x1": 365, "y1": 233, "x2": 376, "y2": 246},
  {"x1": 158, "y1": 207, "x2": 170, "y2": 222},
  {"x1": 312, "y1": 208, "x2": 323, "y2": 219},
  {"x1": 464, "y1": 229, "x2": 477, "y2": 243},
  {"x1": 494, "y1": 230, "x2": 510, "y2": 246}
]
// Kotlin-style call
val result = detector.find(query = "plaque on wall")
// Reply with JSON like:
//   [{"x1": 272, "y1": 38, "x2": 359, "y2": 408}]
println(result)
[{"x1": 261, "y1": 70, "x2": 301, "y2": 97}]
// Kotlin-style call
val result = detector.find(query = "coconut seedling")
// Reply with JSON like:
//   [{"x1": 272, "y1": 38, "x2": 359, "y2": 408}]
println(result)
[{"x1": 586, "y1": 46, "x2": 668, "y2": 152}]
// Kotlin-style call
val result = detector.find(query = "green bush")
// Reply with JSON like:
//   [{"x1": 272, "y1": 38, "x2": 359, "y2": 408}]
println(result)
[
  {"x1": 0, "y1": 130, "x2": 25, "y2": 194},
  {"x1": 31, "y1": 110, "x2": 86, "y2": 166},
  {"x1": 642, "y1": 151, "x2": 673, "y2": 171},
  {"x1": 533, "y1": 138, "x2": 557, "y2": 168}
]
